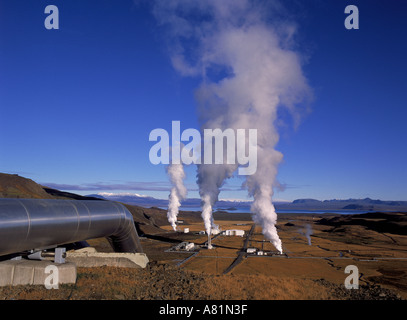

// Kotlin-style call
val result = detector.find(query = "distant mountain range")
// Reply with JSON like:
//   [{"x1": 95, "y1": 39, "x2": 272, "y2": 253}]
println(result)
[
  {"x1": 279, "y1": 198, "x2": 407, "y2": 212},
  {"x1": 87, "y1": 193, "x2": 407, "y2": 212},
  {"x1": 1, "y1": 172, "x2": 405, "y2": 213},
  {"x1": 86, "y1": 192, "x2": 255, "y2": 210}
]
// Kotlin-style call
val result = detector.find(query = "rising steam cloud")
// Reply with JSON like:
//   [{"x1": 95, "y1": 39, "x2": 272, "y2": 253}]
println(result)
[
  {"x1": 153, "y1": 0, "x2": 311, "y2": 253},
  {"x1": 299, "y1": 224, "x2": 313, "y2": 246},
  {"x1": 166, "y1": 163, "x2": 187, "y2": 231}
]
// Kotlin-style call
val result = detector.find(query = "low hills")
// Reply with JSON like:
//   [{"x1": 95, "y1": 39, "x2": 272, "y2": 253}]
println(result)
[
  {"x1": 286, "y1": 198, "x2": 407, "y2": 212},
  {"x1": 0, "y1": 173, "x2": 55, "y2": 199},
  {"x1": 0, "y1": 173, "x2": 101, "y2": 201},
  {"x1": 90, "y1": 192, "x2": 407, "y2": 213},
  {"x1": 318, "y1": 211, "x2": 407, "y2": 235}
]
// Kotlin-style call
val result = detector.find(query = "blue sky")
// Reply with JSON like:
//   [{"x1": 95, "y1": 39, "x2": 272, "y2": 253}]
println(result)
[{"x1": 1, "y1": 0, "x2": 406, "y2": 201}]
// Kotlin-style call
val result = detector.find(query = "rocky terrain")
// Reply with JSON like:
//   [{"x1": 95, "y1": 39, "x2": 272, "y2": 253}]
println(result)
[{"x1": 0, "y1": 263, "x2": 401, "y2": 300}]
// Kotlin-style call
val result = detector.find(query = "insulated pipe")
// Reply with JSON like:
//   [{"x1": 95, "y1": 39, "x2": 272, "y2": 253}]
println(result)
[{"x1": 0, "y1": 198, "x2": 143, "y2": 257}]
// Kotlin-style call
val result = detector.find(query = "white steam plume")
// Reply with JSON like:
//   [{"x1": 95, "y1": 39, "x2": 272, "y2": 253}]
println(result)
[
  {"x1": 153, "y1": 0, "x2": 311, "y2": 253},
  {"x1": 166, "y1": 163, "x2": 187, "y2": 231},
  {"x1": 299, "y1": 223, "x2": 313, "y2": 246}
]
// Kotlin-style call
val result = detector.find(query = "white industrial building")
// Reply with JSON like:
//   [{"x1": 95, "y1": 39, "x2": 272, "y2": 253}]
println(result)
[
  {"x1": 201, "y1": 228, "x2": 221, "y2": 235},
  {"x1": 211, "y1": 228, "x2": 220, "y2": 235},
  {"x1": 225, "y1": 229, "x2": 245, "y2": 237},
  {"x1": 246, "y1": 248, "x2": 257, "y2": 254},
  {"x1": 184, "y1": 242, "x2": 195, "y2": 251},
  {"x1": 174, "y1": 241, "x2": 195, "y2": 251}
]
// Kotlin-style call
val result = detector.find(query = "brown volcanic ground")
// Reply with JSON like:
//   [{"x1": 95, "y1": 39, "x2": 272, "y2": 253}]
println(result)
[
  {"x1": 0, "y1": 173, "x2": 54, "y2": 199},
  {"x1": 0, "y1": 173, "x2": 406, "y2": 300}
]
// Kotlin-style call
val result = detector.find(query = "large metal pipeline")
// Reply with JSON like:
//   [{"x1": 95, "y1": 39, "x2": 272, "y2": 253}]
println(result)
[{"x1": 0, "y1": 198, "x2": 143, "y2": 257}]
